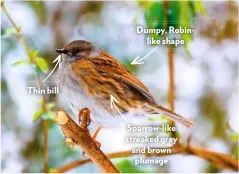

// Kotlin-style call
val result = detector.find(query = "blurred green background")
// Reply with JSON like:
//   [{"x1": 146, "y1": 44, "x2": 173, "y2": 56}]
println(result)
[{"x1": 1, "y1": 1, "x2": 238, "y2": 173}]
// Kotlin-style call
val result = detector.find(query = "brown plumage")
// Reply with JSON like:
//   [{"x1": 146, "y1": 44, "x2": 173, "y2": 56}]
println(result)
[{"x1": 56, "y1": 40, "x2": 194, "y2": 128}]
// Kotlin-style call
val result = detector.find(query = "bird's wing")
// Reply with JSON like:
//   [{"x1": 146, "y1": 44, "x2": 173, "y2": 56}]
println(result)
[
  {"x1": 70, "y1": 57, "x2": 194, "y2": 128},
  {"x1": 89, "y1": 51, "x2": 157, "y2": 105}
]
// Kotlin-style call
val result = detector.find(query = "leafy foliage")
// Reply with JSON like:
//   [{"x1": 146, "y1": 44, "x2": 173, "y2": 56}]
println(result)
[
  {"x1": 144, "y1": 1, "x2": 165, "y2": 39},
  {"x1": 36, "y1": 57, "x2": 48, "y2": 73},
  {"x1": 5, "y1": 26, "x2": 22, "y2": 35},
  {"x1": 33, "y1": 110, "x2": 42, "y2": 122},
  {"x1": 122, "y1": 59, "x2": 137, "y2": 73},
  {"x1": 29, "y1": 50, "x2": 39, "y2": 60},
  {"x1": 139, "y1": 0, "x2": 207, "y2": 55},
  {"x1": 11, "y1": 59, "x2": 29, "y2": 66},
  {"x1": 32, "y1": 102, "x2": 56, "y2": 122}
]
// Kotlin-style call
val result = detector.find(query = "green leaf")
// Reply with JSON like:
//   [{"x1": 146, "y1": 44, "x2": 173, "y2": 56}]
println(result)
[
  {"x1": 47, "y1": 111, "x2": 55, "y2": 120},
  {"x1": 194, "y1": 1, "x2": 207, "y2": 16},
  {"x1": 36, "y1": 57, "x2": 48, "y2": 73},
  {"x1": 46, "y1": 103, "x2": 55, "y2": 110},
  {"x1": 35, "y1": 64, "x2": 42, "y2": 74},
  {"x1": 144, "y1": 1, "x2": 166, "y2": 39},
  {"x1": 49, "y1": 168, "x2": 57, "y2": 173},
  {"x1": 33, "y1": 110, "x2": 42, "y2": 122},
  {"x1": 27, "y1": 1, "x2": 47, "y2": 24},
  {"x1": 148, "y1": 117, "x2": 155, "y2": 121},
  {"x1": 11, "y1": 59, "x2": 29, "y2": 66},
  {"x1": 167, "y1": 1, "x2": 180, "y2": 29},
  {"x1": 137, "y1": 0, "x2": 154, "y2": 9},
  {"x1": 231, "y1": 132, "x2": 239, "y2": 141},
  {"x1": 179, "y1": 1, "x2": 193, "y2": 57},
  {"x1": 41, "y1": 112, "x2": 55, "y2": 120},
  {"x1": 233, "y1": 146, "x2": 238, "y2": 159},
  {"x1": 188, "y1": 1, "x2": 196, "y2": 19},
  {"x1": 176, "y1": 131, "x2": 181, "y2": 138},
  {"x1": 29, "y1": 49, "x2": 39, "y2": 59},
  {"x1": 160, "y1": 115, "x2": 168, "y2": 121},
  {"x1": 122, "y1": 59, "x2": 137, "y2": 73},
  {"x1": 180, "y1": 1, "x2": 191, "y2": 26},
  {"x1": 181, "y1": 32, "x2": 193, "y2": 58},
  {"x1": 5, "y1": 26, "x2": 22, "y2": 35},
  {"x1": 115, "y1": 159, "x2": 147, "y2": 173}
]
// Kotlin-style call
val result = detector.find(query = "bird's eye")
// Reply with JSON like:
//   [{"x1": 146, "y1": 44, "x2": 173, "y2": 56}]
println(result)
[{"x1": 72, "y1": 46, "x2": 80, "y2": 55}]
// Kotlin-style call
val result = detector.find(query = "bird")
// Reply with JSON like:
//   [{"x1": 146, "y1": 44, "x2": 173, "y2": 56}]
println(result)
[{"x1": 55, "y1": 40, "x2": 194, "y2": 130}]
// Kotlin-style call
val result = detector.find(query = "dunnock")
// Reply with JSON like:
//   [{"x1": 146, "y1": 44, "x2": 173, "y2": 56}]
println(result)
[{"x1": 56, "y1": 40, "x2": 194, "y2": 128}]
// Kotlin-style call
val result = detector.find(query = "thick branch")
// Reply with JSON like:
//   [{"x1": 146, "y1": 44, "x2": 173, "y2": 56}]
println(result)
[
  {"x1": 54, "y1": 109, "x2": 119, "y2": 173},
  {"x1": 52, "y1": 151, "x2": 132, "y2": 173}
]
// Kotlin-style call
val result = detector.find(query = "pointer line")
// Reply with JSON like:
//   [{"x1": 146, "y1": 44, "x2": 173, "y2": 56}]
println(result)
[
  {"x1": 43, "y1": 61, "x2": 60, "y2": 82},
  {"x1": 138, "y1": 45, "x2": 159, "y2": 62},
  {"x1": 112, "y1": 101, "x2": 127, "y2": 122}
]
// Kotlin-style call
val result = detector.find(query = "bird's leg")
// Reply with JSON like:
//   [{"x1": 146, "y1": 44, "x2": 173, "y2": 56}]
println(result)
[
  {"x1": 78, "y1": 109, "x2": 102, "y2": 157},
  {"x1": 78, "y1": 108, "x2": 91, "y2": 129}
]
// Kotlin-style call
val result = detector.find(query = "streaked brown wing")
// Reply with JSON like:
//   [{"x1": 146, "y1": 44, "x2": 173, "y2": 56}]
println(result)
[
  {"x1": 90, "y1": 51, "x2": 157, "y2": 105},
  {"x1": 70, "y1": 59, "x2": 130, "y2": 113}
]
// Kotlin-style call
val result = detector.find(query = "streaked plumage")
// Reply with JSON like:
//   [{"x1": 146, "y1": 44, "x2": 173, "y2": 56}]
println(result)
[{"x1": 57, "y1": 40, "x2": 194, "y2": 128}]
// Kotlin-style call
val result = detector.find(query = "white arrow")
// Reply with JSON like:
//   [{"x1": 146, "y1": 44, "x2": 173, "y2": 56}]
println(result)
[
  {"x1": 43, "y1": 55, "x2": 61, "y2": 82},
  {"x1": 130, "y1": 45, "x2": 159, "y2": 65},
  {"x1": 110, "y1": 95, "x2": 127, "y2": 122}
]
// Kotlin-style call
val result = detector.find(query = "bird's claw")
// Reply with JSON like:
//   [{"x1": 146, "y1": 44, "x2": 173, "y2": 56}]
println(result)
[{"x1": 78, "y1": 108, "x2": 91, "y2": 128}]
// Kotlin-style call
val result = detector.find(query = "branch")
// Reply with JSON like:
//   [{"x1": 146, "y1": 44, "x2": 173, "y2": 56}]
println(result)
[
  {"x1": 52, "y1": 142, "x2": 183, "y2": 173},
  {"x1": 145, "y1": 145, "x2": 238, "y2": 171},
  {"x1": 187, "y1": 146, "x2": 238, "y2": 171},
  {"x1": 53, "y1": 138, "x2": 238, "y2": 173},
  {"x1": 52, "y1": 151, "x2": 132, "y2": 173},
  {"x1": 168, "y1": 44, "x2": 177, "y2": 138},
  {"x1": 54, "y1": 109, "x2": 119, "y2": 173}
]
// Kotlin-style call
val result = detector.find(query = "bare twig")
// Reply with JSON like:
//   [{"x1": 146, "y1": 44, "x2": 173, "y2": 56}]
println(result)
[
  {"x1": 54, "y1": 109, "x2": 119, "y2": 173},
  {"x1": 1, "y1": 1, "x2": 31, "y2": 62},
  {"x1": 187, "y1": 146, "x2": 238, "y2": 171},
  {"x1": 52, "y1": 145, "x2": 182, "y2": 173},
  {"x1": 53, "y1": 141, "x2": 238, "y2": 173}
]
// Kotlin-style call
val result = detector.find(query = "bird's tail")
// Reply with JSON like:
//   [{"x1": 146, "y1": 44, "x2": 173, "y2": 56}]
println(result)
[{"x1": 152, "y1": 105, "x2": 194, "y2": 128}]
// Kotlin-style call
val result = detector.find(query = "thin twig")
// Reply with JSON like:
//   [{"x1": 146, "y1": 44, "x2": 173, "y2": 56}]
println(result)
[
  {"x1": 54, "y1": 142, "x2": 238, "y2": 173},
  {"x1": 1, "y1": 3, "x2": 48, "y2": 172},
  {"x1": 53, "y1": 145, "x2": 182, "y2": 173},
  {"x1": 1, "y1": 2, "x2": 31, "y2": 62},
  {"x1": 187, "y1": 146, "x2": 238, "y2": 171},
  {"x1": 168, "y1": 45, "x2": 177, "y2": 138}
]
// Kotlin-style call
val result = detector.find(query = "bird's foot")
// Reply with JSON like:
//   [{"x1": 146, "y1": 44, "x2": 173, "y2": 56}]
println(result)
[{"x1": 78, "y1": 108, "x2": 91, "y2": 129}]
